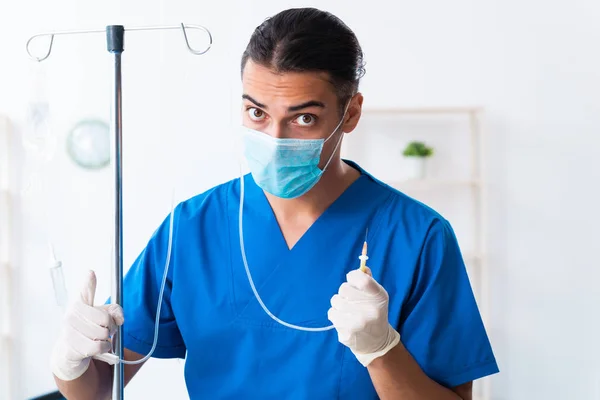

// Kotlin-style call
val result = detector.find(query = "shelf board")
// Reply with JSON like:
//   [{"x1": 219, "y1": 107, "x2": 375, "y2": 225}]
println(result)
[
  {"x1": 361, "y1": 107, "x2": 482, "y2": 115},
  {"x1": 387, "y1": 179, "x2": 480, "y2": 191}
]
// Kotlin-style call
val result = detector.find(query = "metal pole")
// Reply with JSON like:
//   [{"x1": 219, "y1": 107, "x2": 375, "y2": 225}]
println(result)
[
  {"x1": 107, "y1": 25, "x2": 125, "y2": 400},
  {"x1": 25, "y1": 22, "x2": 211, "y2": 400}
]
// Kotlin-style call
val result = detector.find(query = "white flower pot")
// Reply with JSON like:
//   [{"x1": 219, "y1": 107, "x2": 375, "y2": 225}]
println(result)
[{"x1": 403, "y1": 156, "x2": 427, "y2": 180}]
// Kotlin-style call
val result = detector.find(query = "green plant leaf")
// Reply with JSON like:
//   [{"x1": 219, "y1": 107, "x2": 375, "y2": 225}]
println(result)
[{"x1": 402, "y1": 141, "x2": 434, "y2": 157}]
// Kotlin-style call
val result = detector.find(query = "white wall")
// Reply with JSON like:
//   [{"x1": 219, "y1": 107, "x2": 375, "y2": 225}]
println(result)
[
  {"x1": 478, "y1": 2, "x2": 600, "y2": 398},
  {"x1": 1, "y1": 0, "x2": 599, "y2": 399}
]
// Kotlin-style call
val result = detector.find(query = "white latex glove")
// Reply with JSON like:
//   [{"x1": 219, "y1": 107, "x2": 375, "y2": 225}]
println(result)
[
  {"x1": 328, "y1": 267, "x2": 401, "y2": 367},
  {"x1": 51, "y1": 270, "x2": 124, "y2": 381}
]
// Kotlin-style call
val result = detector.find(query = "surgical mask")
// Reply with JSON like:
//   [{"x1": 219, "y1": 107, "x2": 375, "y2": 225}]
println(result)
[{"x1": 242, "y1": 106, "x2": 349, "y2": 199}]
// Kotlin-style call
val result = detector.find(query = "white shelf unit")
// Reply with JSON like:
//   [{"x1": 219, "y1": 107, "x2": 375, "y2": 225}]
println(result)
[
  {"x1": 0, "y1": 116, "x2": 13, "y2": 400},
  {"x1": 388, "y1": 178, "x2": 481, "y2": 191},
  {"x1": 350, "y1": 107, "x2": 491, "y2": 400}
]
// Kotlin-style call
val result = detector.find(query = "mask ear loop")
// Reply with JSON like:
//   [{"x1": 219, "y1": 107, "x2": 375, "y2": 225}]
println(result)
[
  {"x1": 323, "y1": 101, "x2": 352, "y2": 144},
  {"x1": 321, "y1": 127, "x2": 346, "y2": 172},
  {"x1": 321, "y1": 101, "x2": 352, "y2": 171}
]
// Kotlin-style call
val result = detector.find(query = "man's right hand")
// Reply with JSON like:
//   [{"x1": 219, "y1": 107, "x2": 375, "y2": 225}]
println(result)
[{"x1": 51, "y1": 270, "x2": 124, "y2": 381}]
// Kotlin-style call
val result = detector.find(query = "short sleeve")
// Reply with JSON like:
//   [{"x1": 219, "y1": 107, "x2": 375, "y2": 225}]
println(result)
[
  {"x1": 118, "y1": 209, "x2": 186, "y2": 359},
  {"x1": 399, "y1": 219, "x2": 499, "y2": 388}
]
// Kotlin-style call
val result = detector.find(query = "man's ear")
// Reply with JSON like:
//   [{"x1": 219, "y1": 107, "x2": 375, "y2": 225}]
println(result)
[{"x1": 342, "y1": 93, "x2": 364, "y2": 134}]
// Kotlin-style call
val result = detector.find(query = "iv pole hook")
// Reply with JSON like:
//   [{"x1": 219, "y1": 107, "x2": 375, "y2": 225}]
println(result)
[
  {"x1": 25, "y1": 23, "x2": 213, "y2": 62},
  {"x1": 26, "y1": 33, "x2": 55, "y2": 62}
]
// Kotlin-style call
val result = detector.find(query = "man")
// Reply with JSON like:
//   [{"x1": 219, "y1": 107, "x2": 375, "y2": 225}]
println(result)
[{"x1": 50, "y1": 7, "x2": 498, "y2": 399}]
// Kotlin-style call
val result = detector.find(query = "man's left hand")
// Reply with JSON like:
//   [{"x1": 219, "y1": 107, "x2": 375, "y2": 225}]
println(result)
[{"x1": 328, "y1": 267, "x2": 401, "y2": 367}]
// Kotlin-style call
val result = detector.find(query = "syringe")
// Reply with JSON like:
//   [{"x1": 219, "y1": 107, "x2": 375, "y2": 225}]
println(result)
[{"x1": 358, "y1": 229, "x2": 369, "y2": 273}]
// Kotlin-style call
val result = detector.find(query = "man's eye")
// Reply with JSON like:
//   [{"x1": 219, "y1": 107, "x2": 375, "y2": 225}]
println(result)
[
  {"x1": 295, "y1": 114, "x2": 317, "y2": 126},
  {"x1": 248, "y1": 108, "x2": 266, "y2": 121}
]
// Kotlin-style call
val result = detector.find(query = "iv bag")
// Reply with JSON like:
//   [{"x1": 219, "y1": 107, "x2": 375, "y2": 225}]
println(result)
[{"x1": 22, "y1": 64, "x2": 56, "y2": 196}]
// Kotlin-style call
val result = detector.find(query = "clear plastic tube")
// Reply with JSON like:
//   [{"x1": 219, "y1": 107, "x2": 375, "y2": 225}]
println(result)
[
  {"x1": 49, "y1": 264, "x2": 68, "y2": 308},
  {"x1": 49, "y1": 244, "x2": 68, "y2": 308},
  {"x1": 95, "y1": 193, "x2": 177, "y2": 365},
  {"x1": 238, "y1": 170, "x2": 334, "y2": 332},
  {"x1": 119, "y1": 193, "x2": 176, "y2": 364}
]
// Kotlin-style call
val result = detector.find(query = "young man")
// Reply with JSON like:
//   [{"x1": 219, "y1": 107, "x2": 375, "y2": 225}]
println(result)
[{"x1": 51, "y1": 8, "x2": 498, "y2": 399}]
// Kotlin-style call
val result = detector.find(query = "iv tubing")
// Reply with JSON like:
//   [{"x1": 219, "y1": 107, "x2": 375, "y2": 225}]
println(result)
[
  {"x1": 95, "y1": 193, "x2": 176, "y2": 365},
  {"x1": 238, "y1": 171, "x2": 335, "y2": 332}
]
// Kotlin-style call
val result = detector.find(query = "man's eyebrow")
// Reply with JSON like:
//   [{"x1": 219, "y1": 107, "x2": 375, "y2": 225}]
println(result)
[
  {"x1": 287, "y1": 100, "x2": 325, "y2": 112},
  {"x1": 242, "y1": 94, "x2": 267, "y2": 109},
  {"x1": 242, "y1": 95, "x2": 326, "y2": 112}
]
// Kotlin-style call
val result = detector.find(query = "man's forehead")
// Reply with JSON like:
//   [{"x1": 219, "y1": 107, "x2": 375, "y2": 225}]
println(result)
[{"x1": 242, "y1": 61, "x2": 335, "y2": 104}]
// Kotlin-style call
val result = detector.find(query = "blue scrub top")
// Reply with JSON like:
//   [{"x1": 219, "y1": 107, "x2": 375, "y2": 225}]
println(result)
[{"x1": 121, "y1": 161, "x2": 499, "y2": 399}]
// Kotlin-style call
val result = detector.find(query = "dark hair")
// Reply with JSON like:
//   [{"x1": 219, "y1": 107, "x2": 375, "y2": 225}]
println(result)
[{"x1": 241, "y1": 8, "x2": 365, "y2": 107}]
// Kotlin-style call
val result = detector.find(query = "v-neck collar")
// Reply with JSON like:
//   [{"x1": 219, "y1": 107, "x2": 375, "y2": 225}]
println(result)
[{"x1": 247, "y1": 162, "x2": 368, "y2": 253}]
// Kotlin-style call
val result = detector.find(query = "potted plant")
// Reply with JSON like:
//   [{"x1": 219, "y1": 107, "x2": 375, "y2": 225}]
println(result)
[{"x1": 402, "y1": 141, "x2": 434, "y2": 180}]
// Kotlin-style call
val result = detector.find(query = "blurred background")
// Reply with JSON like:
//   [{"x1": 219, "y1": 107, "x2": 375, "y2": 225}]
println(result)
[{"x1": 1, "y1": 0, "x2": 599, "y2": 399}]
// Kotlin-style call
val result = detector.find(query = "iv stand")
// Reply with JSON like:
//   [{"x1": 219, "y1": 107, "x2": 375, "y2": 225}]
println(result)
[{"x1": 26, "y1": 23, "x2": 212, "y2": 400}]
